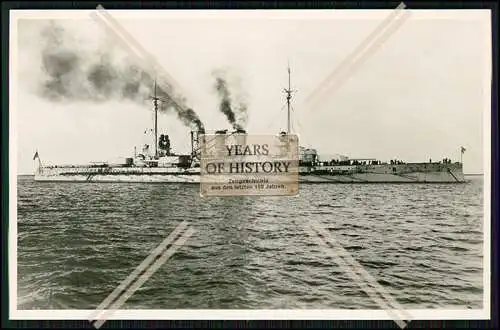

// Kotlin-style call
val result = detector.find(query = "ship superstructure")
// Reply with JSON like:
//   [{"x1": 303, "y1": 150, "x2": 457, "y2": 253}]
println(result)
[{"x1": 34, "y1": 67, "x2": 466, "y2": 184}]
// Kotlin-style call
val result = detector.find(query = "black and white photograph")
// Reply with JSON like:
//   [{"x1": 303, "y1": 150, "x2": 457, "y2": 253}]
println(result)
[{"x1": 10, "y1": 7, "x2": 491, "y2": 326}]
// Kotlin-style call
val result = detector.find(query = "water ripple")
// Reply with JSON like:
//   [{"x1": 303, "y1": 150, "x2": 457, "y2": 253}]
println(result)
[{"x1": 17, "y1": 176, "x2": 484, "y2": 310}]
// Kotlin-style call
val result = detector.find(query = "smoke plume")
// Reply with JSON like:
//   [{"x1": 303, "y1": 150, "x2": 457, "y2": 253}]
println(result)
[
  {"x1": 212, "y1": 69, "x2": 248, "y2": 131},
  {"x1": 36, "y1": 20, "x2": 204, "y2": 131}
]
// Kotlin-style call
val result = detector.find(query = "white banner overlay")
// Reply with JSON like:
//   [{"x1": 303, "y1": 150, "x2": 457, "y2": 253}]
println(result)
[
  {"x1": 88, "y1": 222, "x2": 195, "y2": 328},
  {"x1": 305, "y1": 2, "x2": 410, "y2": 109},
  {"x1": 304, "y1": 218, "x2": 413, "y2": 329}
]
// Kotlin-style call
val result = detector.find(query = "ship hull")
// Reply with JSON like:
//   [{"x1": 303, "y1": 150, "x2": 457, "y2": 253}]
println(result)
[
  {"x1": 33, "y1": 174, "x2": 466, "y2": 184},
  {"x1": 34, "y1": 163, "x2": 466, "y2": 183}
]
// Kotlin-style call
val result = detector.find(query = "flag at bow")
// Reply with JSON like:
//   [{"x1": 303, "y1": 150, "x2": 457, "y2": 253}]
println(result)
[
  {"x1": 460, "y1": 146, "x2": 466, "y2": 154},
  {"x1": 33, "y1": 150, "x2": 39, "y2": 161}
]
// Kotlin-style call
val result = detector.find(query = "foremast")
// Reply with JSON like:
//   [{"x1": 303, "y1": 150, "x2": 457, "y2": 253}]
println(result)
[
  {"x1": 283, "y1": 63, "x2": 296, "y2": 135},
  {"x1": 152, "y1": 80, "x2": 159, "y2": 159}
]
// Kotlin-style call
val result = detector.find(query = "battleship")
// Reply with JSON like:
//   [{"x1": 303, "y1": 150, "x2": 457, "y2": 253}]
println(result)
[{"x1": 33, "y1": 68, "x2": 466, "y2": 184}]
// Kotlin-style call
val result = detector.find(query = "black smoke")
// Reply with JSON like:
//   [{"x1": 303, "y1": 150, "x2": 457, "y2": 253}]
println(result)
[
  {"x1": 37, "y1": 20, "x2": 204, "y2": 131},
  {"x1": 214, "y1": 76, "x2": 237, "y2": 128},
  {"x1": 212, "y1": 70, "x2": 248, "y2": 131}
]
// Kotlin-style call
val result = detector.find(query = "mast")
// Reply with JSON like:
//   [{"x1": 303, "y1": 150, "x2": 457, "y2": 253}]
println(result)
[
  {"x1": 284, "y1": 63, "x2": 295, "y2": 134},
  {"x1": 153, "y1": 80, "x2": 159, "y2": 158}
]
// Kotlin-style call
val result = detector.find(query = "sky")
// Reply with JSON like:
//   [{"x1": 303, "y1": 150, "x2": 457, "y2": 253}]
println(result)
[{"x1": 12, "y1": 9, "x2": 491, "y2": 174}]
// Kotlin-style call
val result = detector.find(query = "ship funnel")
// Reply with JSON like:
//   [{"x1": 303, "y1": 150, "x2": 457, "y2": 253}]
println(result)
[
  {"x1": 191, "y1": 129, "x2": 206, "y2": 161},
  {"x1": 232, "y1": 129, "x2": 247, "y2": 147},
  {"x1": 214, "y1": 129, "x2": 228, "y2": 158}
]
